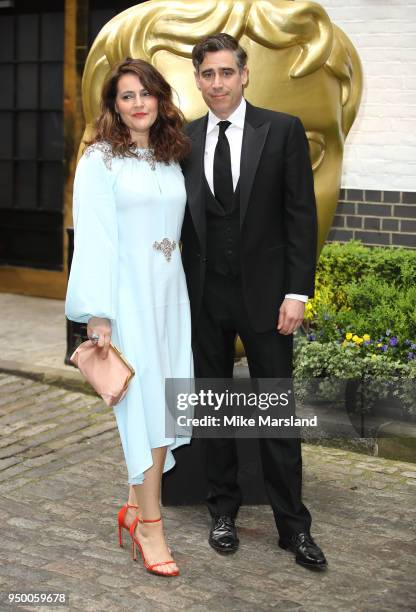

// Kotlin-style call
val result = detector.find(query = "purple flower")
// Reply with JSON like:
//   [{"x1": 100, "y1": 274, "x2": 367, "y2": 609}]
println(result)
[
  {"x1": 408, "y1": 352, "x2": 414, "y2": 360},
  {"x1": 308, "y1": 333, "x2": 316, "y2": 341},
  {"x1": 389, "y1": 336, "x2": 398, "y2": 347},
  {"x1": 411, "y1": 343, "x2": 416, "y2": 350},
  {"x1": 363, "y1": 340, "x2": 371, "y2": 346},
  {"x1": 381, "y1": 344, "x2": 388, "y2": 352}
]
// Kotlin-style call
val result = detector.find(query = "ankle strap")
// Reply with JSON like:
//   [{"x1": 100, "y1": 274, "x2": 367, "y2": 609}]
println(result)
[
  {"x1": 129, "y1": 515, "x2": 162, "y2": 537},
  {"x1": 139, "y1": 517, "x2": 161, "y2": 524}
]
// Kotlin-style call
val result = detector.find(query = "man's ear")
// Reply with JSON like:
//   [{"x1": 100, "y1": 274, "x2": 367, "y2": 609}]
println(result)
[{"x1": 242, "y1": 66, "x2": 249, "y2": 88}]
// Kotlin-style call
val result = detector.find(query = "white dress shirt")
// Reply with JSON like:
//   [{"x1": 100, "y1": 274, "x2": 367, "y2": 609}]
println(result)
[{"x1": 204, "y1": 97, "x2": 307, "y2": 304}]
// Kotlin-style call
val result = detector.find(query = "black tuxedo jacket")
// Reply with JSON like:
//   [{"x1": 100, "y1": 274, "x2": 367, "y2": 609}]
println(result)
[{"x1": 181, "y1": 101, "x2": 317, "y2": 333}]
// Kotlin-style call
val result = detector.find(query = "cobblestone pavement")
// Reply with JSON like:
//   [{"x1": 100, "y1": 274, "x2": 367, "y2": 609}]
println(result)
[
  {"x1": 0, "y1": 293, "x2": 88, "y2": 394},
  {"x1": 0, "y1": 373, "x2": 415, "y2": 611},
  {"x1": 0, "y1": 294, "x2": 68, "y2": 373}
]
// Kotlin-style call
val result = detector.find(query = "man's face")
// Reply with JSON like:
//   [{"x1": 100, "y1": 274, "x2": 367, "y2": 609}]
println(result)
[{"x1": 194, "y1": 49, "x2": 248, "y2": 119}]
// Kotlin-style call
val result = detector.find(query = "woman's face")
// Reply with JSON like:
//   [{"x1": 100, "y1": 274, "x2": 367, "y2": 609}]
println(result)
[{"x1": 115, "y1": 73, "x2": 158, "y2": 142}]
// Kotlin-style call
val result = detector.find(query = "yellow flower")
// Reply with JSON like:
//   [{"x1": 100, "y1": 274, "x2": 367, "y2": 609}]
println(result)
[
  {"x1": 352, "y1": 335, "x2": 363, "y2": 344},
  {"x1": 363, "y1": 334, "x2": 371, "y2": 342},
  {"x1": 304, "y1": 300, "x2": 315, "y2": 321},
  {"x1": 345, "y1": 332, "x2": 353, "y2": 341},
  {"x1": 376, "y1": 342, "x2": 382, "y2": 348},
  {"x1": 342, "y1": 340, "x2": 348, "y2": 347}
]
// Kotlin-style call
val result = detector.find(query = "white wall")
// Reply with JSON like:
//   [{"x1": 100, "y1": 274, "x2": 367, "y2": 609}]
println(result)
[{"x1": 321, "y1": 0, "x2": 416, "y2": 191}]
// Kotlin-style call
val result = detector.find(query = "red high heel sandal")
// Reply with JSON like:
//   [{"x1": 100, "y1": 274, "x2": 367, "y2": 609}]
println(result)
[
  {"x1": 117, "y1": 503, "x2": 139, "y2": 548},
  {"x1": 129, "y1": 516, "x2": 179, "y2": 577}
]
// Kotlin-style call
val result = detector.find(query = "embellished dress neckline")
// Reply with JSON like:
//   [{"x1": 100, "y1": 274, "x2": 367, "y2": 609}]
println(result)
[
  {"x1": 84, "y1": 141, "x2": 157, "y2": 170},
  {"x1": 130, "y1": 146, "x2": 157, "y2": 170}
]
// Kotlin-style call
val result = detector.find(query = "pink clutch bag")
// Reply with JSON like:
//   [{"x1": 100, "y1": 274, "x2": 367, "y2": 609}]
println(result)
[{"x1": 70, "y1": 341, "x2": 135, "y2": 407}]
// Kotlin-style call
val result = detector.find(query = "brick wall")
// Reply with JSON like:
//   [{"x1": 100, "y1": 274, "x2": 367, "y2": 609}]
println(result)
[
  {"x1": 328, "y1": 190, "x2": 416, "y2": 248},
  {"x1": 320, "y1": 1, "x2": 416, "y2": 193},
  {"x1": 319, "y1": 1, "x2": 416, "y2": 248}
]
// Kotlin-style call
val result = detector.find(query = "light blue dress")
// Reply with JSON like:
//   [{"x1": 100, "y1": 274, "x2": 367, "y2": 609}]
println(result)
[{"x1": 65, "y1": 142, "x2": 193, "y2": 484}]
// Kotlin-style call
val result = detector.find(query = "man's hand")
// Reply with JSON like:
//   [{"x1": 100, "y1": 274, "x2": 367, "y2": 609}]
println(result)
[
  {"x1": 87, "y1": 316, "x2": 112, "y2": 359},
  {"x1": 277, "y1": 298, "x2": 305, "y2": 335}
]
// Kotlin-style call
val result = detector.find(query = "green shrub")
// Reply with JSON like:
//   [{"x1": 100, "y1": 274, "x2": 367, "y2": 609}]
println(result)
[
  {"x1": 294, "y1": 336, "x2": 416, "y2": 414},
  {"x1": 307, "y1": 241, "x2": 416, "y2": 364},
  {"x1": 315, "y1": 241, "x2": 416, "y2": 311}
]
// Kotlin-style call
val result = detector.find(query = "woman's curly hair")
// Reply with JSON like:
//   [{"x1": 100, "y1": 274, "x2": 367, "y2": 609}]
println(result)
[{"x1": 87, "y1": 58, "x2": 190, "y2": 162}]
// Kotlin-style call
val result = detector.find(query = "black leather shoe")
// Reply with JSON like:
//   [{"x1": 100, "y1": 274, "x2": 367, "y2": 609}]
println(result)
[
  {"x1": 209, "y1": 515, "x2": 239, "y2": 554},
  {"x1": 279, "y1": 532, "x2": 327, "y2": 570}
]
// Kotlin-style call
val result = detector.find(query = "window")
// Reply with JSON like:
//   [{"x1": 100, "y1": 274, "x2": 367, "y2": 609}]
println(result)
[{"x1": 0, "y1": 5, "x2": 64, "y2": 269}]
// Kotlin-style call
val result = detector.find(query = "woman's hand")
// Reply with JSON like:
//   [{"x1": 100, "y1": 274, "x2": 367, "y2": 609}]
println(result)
[{"x1": 87, "y1": 317, "x2": 112, "y2": 359}]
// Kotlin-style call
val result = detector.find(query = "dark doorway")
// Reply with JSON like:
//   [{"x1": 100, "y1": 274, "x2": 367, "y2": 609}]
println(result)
[
  {"x1": 0, "y1": 0, "x2": 65, "y2": 269},
  {"x1": 0, "y1": 0, "x2": 146, "y2": 271}
]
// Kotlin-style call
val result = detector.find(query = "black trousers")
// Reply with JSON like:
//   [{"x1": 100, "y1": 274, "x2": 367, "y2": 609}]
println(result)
[{"x1": 193, "y1": 269, "x2": 312, "y2": 538}]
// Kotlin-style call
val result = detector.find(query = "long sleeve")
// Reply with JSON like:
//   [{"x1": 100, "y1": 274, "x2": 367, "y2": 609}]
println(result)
[
  {"x1": 283, "y1": 116, "x2": 317, "y2": 298},
  {"x1": 65, "y1": 146, "x2": 119, "y2": 324}
]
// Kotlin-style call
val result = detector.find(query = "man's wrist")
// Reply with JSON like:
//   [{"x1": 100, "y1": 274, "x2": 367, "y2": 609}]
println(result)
[{"x1": 285, "y1": 293, "x2": 308, "y2": 303}]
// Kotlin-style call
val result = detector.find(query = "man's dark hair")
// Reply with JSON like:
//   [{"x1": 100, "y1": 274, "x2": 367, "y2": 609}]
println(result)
[{"x1": 192, "y1": 33, "x2": 248, "y2": 72}]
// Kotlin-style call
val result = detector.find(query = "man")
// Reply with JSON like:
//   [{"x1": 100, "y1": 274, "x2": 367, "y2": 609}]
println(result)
[{"x1": 181, "y1": 33, "x2": 327, "y2": 570}]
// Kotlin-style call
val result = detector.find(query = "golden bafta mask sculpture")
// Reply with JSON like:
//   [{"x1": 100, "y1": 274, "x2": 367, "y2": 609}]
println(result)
[{"x1": 81, "y1": 0, "x2": 363, "y2": 253}]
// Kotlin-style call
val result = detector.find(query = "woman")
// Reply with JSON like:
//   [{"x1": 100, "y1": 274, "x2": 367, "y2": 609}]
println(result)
[{"x1": 65, "y1": 58, "x2": 192, "y2": 577}]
